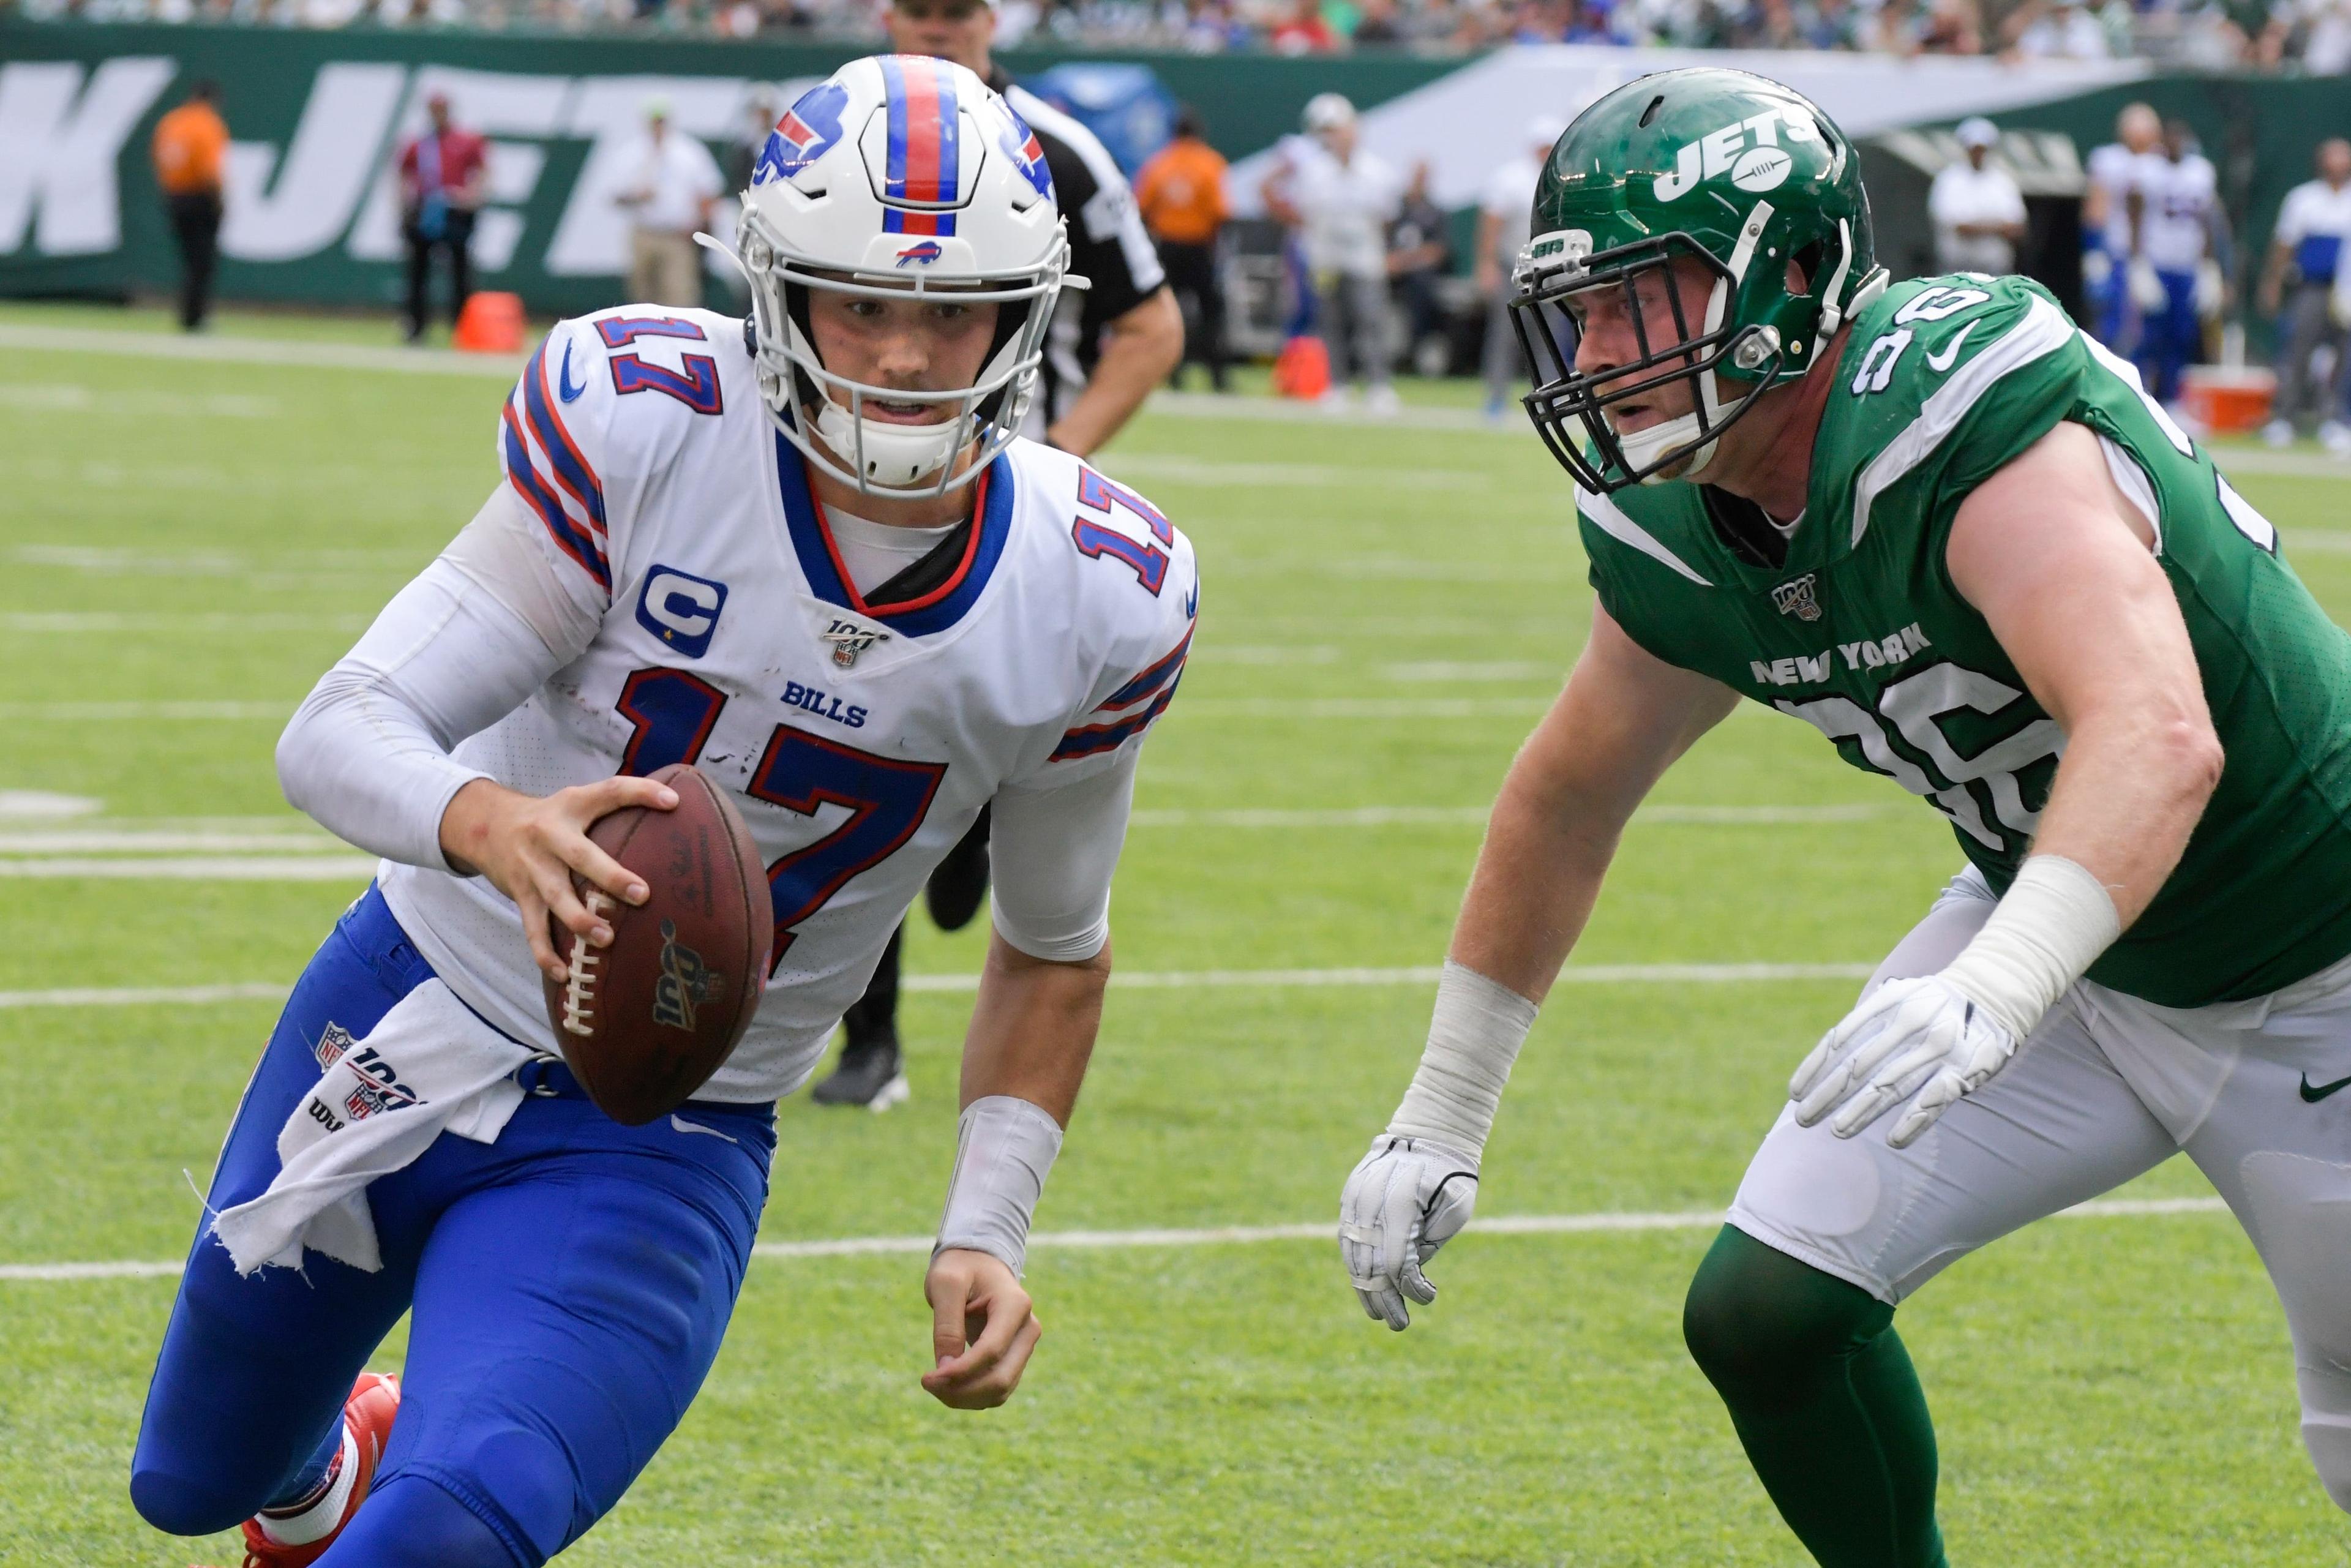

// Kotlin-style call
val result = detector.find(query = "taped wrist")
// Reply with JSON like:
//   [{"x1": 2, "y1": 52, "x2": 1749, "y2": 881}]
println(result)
[
  {"x1": 935, "y1": 1095, "x2": 1064, "y2": 1278},
  {"x1": 1385, "y1": 961, "x2": 1540, "y2": 1161},
  {"x1": 1937, "y1": 854, "x2": 2120, "y2": 1042}
]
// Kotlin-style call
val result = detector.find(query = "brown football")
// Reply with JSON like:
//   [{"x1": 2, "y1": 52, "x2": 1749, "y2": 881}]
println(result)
[{"x1": 541, "y1": 763, "x2": 772, "y2": 1125}]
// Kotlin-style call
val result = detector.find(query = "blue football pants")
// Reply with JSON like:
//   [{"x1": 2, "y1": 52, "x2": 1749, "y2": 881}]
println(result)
[
  {"x1": 130, "y1": 887, "x2": 777, "y2": 1566},
  {"x1": 2136, "y1": 268, "x2": 2202, "y2": 405}
]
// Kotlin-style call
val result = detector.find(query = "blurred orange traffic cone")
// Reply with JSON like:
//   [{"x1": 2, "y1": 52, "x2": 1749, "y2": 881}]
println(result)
[
  {"x1": 1271, "y1": 334, "x2": 1329, "y2": 400},
  {"x1": 452, "y1": 291, "x2": 525, "y2": 354}
]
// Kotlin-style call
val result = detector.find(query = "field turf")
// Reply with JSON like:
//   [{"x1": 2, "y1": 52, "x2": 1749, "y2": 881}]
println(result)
[{"x1": 3, "y1": 301, "x2": 2350, "y2": 1564}]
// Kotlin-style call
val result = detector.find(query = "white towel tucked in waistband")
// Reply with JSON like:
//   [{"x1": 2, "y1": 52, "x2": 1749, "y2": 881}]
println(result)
[{"x1": 211, "y1": 980, "x2": 536, "y2": 1275}]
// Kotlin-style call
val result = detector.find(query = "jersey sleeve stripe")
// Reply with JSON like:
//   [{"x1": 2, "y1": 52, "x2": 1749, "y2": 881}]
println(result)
[
  {"x1": 1052, "y1": 679, "x2": 1179, "y2": 760},
  {"x1": 501, "y1": 403, "x2": 612, "y2": 591},
  {"x1": 1848, "y1": 293, "x2": 2075, "y2": 547},
  {"x1": 1098, "y1": 625, "x2": 1192, "y2": 711},
  {"x1": 522, "y1": 341, "x2": 606, "y2": 529}
]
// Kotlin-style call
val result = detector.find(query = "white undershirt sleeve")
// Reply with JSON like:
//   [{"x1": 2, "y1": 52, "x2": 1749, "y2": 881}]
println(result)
[
  {"x1": 276, "y1": 487, "x2": 606, "y2": 872},
  {"x1": 985, "y1": 746, "x2": 1141, "y2": 962}
]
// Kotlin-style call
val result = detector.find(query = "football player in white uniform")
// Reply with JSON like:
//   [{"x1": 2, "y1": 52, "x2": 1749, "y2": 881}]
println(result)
[{"x1": 131, "y1": 56, "x2": 1195, "y2": 1567}]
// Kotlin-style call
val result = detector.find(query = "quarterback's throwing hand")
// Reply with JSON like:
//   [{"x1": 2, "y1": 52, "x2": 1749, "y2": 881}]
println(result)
[
  {"x1": 438, "y1": 776, "x2": 678, "y2": 983},
  {"x1": 1788, "y1": 975, "x2": 2019, "y2": 1148},
  {"x1": 1338, "y1": 1135, "x2": 1479, "y2": 1331}
]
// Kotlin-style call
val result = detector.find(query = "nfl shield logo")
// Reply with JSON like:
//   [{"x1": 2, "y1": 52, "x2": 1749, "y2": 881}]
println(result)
[
  {"x1": 1771, "y1": 573, "x2": 1823, "y2": 621},
  {"x1": 314, "y1": 1022, "x2": 354, "y2": 1070}
]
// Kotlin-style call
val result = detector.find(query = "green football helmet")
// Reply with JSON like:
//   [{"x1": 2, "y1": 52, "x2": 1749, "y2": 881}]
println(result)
[{"x1": 1509, "y1": 67, "x2": 1888, "y2": 493}]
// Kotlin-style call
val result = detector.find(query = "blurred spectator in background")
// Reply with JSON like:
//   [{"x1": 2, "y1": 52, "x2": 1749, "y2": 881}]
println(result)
[
  {"x1": 2004, "y1": 0, "x2": 2112, "y2": 55},
  {"x1": 396, "y1": 91, "x2": 488, "y2": 344},
  {"x1": 2135, "y1": 117, "x2": 2219, "y2": 407},
  {"x1": 2260, "y1": 138, "x2": 2351, "y2": 450},
  {"x1": 613, "y1": 98, "x2": 722, "y2": 308},
  {"x1": 1386, "y1": 160, "x2": 1452, "y2": 377},
  {"x1": 1270, "y1": 0, "x2": 1341, "y2": 48},
  {"x1": 727, "y1": 91, "x2": 777, "y2": 192},
  {"x1": 1135, "y1": 106, "x2": 1231, "y2": 391},
  {"x1": 1929, "y1": 117, "x2": 2026, "y2": 276},
  {"x1": 2298, "y1": 0, "x2": 2351, "y2": 72},
  {"x1": 2083, "y1": 102, "x2": 2162, "y2": 350},
  {"x1": 1264, "y1": 92, "x2": 1403, "y2": 414},
  {"x1": 151, "y1": 79, "x2": 228, "y2": 333},
  {"x1": 1477, "y1": 116, "x2": 1561, "y2": 421}
]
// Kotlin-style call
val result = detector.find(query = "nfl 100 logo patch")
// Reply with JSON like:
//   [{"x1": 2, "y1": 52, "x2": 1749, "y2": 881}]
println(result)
[{"x1": 1771, "y1": 573, "x2": 1823, "y2": 621}]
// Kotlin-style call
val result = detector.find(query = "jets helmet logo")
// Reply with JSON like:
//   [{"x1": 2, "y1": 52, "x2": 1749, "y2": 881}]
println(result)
[{"x1": 1654, "y1": 107, "x2": 1819, "y2": 203}]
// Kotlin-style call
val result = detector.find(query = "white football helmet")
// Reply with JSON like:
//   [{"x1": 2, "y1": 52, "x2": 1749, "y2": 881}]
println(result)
[{"x1": 735, "y1": 56, "x2": 1074, "y2": 497}]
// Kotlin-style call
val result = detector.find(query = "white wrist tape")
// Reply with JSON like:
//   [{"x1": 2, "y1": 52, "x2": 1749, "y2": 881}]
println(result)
[
  {"x1": 1386, "y1": 961, "x2": 1540, "y2": 1161},
  {"x1": 1938, "y1": 855, "x2": 2121, "y2": 1042},
  {"x1": 936, "y1": 1095, "x2": 1064, "y2": 1278}
]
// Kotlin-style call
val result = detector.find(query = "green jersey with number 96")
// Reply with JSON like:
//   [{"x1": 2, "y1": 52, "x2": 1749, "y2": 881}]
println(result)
[{"x1": 1579, "y1": 273, "x2": 2351, "y2": 1008}]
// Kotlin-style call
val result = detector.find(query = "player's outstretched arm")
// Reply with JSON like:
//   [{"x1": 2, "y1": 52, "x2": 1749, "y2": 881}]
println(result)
[
  {"x1": 921, "y1": 931, "x2": 1112, "y2": 1410},
  {"x1": 1791, "y1": 421, "x2": 2223, "y2": 1147},
  {"x1": 1340, "y1": 609, "x2": 1738, "y2": 1330}
]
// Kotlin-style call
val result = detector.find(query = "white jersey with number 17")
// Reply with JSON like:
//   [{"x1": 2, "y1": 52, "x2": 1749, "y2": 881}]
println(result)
[{"x1": 373, "y1": 304, "x2": 1197, "y2": 1103}]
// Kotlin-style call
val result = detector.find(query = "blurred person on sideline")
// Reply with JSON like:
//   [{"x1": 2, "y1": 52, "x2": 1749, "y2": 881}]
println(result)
[
  {"x1": 2259, "y1": 138, "x2": 2351, "y2": 450},
  {"x1": 807, "y1": 0, "x2": 1183, "y2": 1109},
  {"x1": 396, "y1": 92, "x2": 488, "y2": 345},
  {"x1": 726, "y1": 91, "x2": 777, "y2": 193},
  {"x1": 2135, "y1": 117, "x2": 2221, "y2": 409},
  {"x1": 613, "y1": 99, "x2": 722, "y2": 309},
  {"x1": 1134, "y1": 105, "x2": 1231, "y2": 391},
  {"x1": 151, "y1": 80, "x2": 228, "y2": 333},
  {"x1": 2083, "y1": 102, "x2": 2164, "y2": 351},
  {"x1": 1478, "y1": 116, "x2": 1564, "y2": 421},
  {"x1": 1265, "y1": 93, "x2": 1404, "y2": 415},
  {"x1": 1387, "y1": 161, "x2": 1452, "y2": 378},
  {"x1": 1929, "y1": 118, "x2": 2027, "y2": 276}
]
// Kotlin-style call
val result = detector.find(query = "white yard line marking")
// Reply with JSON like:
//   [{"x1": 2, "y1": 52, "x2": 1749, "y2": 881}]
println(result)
[
  {"x1": 0, "y1": 383, "x2": 279, "y2": 419},
  {"x1": 1180, "y1": 697, "x2": 1550, "y2": 719},
  {"x1": 0, "y1": 805, "x2": 1883, "y2": 875},
  {"x1": 0, "y1": 702, "x2": 294, "y2": 721},
  {"x1": 0, "y1": 856, "x2": 375, "y2": 880},
  {"x1": 0, "y1": 831, "x2": 339, "y2": 852},
  {"x1": 0, "y1": 791, "x2": 102, "y2": 819},
  {"x1": 0, "y1": 1195, "x2": 2235, "y2": 1283},
  {"x1": 1127, "y1": 804, "x2": 1883, "y2": 828},
  {"x1": 1, "y1": 613, "x2": 366, "y2": 636},
  {"x1": 0, "y1": 324, "x2": 523, "y2": 379},
  {"x1": 0, "y1": 962, "x2": 1873, "y2": 1013},
  {"x1": 0, "y1": 982, "x2": 292, "y2": 1010},
  {"x1": 1099, "y1": 454, "x2": 1491, "y2": 490},
  {"x1": 1379, "y1": 661, "x2": 1556, "y2": 683}
]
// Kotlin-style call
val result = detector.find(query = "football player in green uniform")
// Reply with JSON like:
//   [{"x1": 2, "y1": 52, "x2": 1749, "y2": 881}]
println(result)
[{"x1": 1338, "y1": 67, "x2": 2351, "y2": 1564}]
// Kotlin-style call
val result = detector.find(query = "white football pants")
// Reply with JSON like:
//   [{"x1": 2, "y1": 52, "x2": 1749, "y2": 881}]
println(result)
[{"x1": 1728, "y1": 866, "x2": 2351, "y2": 1511}]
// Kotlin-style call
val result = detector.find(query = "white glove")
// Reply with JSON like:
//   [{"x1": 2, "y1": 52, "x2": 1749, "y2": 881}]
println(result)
[
  {"x1": 1338, "y1": 1134, "x2": 1479, "y2": 1331},
  {"x1": 2128, "y1": 257, "x2": 2167, "y2": 313},
  {"x1": 2080, "y1": 247, "x2": 2113, "y2": 291},
  {"x1": 1786, "y1": 975, "x2": 2020, "y2": 1149},
  {"x1": 2195, "y1": 258, "x2": 2225, "y2": 320}
]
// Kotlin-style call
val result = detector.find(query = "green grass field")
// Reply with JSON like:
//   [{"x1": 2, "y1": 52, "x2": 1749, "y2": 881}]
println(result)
[{"x1": 4, "y1": 301, "x2": 2350, "y2": 1564}]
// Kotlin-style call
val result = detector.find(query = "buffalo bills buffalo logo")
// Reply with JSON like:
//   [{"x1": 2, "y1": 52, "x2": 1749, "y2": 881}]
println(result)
[
  {"x1": 754, "y1": 81, "x2": 850, "y2": 185},
  {"x1": 894, "y1": 240, "x2": 945, "y2": 267},
  {"x1": 1000, "y1": 111, "x2": 1054, "y2": 201}
]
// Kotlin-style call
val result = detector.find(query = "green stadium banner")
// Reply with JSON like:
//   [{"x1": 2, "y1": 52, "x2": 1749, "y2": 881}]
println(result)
[
  {"x1": 7, "y1": 23, "x2": 2351, "y2": 320},
  {"x1": 0, "y1": 22, "x2": 1457, "y2": 314}
]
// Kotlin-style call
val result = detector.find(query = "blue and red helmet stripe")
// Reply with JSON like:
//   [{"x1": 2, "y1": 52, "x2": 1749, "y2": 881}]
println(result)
[{"x1": 878, "y1": 55, "x2": 960, "y2": 239}]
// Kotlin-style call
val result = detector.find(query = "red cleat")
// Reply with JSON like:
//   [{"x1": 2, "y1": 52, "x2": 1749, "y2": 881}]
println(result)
[{"x1": 199, "y1": 1371, "x2": 400, "y2": 1568}]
